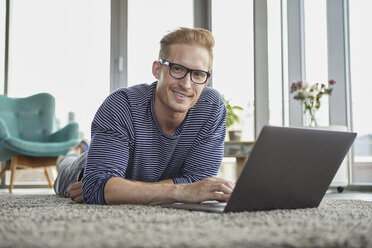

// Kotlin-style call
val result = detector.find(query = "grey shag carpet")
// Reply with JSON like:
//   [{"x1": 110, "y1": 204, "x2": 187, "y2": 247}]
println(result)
[{"x1": 1, "y1": 195, "x2": 372, "y2": 248}]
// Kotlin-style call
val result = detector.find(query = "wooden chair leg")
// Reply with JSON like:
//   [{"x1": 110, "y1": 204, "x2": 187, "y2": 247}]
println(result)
[
  {"x1": 0, "y1": 161, "x2": 10, "y2": 186},
  {"x1": 9, "y1": 156, "x2": 19, "y2": 192},
  {"x1": 0, "y1": 165, "x2": 7, "y2": 179},
  {"x1": 0, "y1": 160, "x2": 10, "y2": 178},
  {"x1": 44, "y1": 167, "x2": 53, "y2": 188}
]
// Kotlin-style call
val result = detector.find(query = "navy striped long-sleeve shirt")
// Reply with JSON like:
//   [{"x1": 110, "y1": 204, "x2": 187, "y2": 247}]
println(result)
[{"x1": 82, "y1": 82, "x2": 226, "y2": 205}]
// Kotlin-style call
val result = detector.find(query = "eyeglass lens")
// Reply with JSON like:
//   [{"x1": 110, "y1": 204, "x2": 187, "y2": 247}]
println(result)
[{"x1": 170, "y1": 64, "x2": 208, "y2": 84}]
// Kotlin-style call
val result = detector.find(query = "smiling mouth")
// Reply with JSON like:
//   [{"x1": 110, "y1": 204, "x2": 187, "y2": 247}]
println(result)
[{"x1": 172, "y1": 90, "x2": 190, "y2": 100}]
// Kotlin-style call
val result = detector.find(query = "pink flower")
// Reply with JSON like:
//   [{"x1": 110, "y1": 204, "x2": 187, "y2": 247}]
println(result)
[
  {"x1": 290, "y1": 80, "x2": 336, "y2": 127},
  {"x1": 290, "y1": 82, "x2": 297, "y2": 93}
]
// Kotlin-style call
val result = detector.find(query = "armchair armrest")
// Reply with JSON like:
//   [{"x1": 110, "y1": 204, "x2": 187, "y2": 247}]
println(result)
[
  {"x1": 49, "y1": 122, "x2": 79, "y2": 142},
  {"x1": 0, "y1": 118, "x2": 10, "y2": 141}
]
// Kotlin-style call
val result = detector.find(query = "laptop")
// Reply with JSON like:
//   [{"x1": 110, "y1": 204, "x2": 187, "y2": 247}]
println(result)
[{"x1": 162, "y1": 125, "x2": 357, "y2": 213}]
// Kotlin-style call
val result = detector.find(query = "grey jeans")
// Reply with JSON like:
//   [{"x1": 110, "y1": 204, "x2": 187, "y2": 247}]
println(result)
[{"x1": 54, "y1": 152, "x2": 87, "y2": 197}]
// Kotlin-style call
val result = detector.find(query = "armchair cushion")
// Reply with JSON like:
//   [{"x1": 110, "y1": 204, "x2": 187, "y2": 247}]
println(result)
[
  {"x1": 0, "y1": 119, "x2": 10, "y2": 141},
  {"x1": 2, "y1": 137, "x2": 78, "y2": 157}
]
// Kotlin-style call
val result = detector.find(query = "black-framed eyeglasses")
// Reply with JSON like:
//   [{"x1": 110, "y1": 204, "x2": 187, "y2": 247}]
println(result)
[{"x1": 158, "y1": 59, "x2": 211, "y2": 85}]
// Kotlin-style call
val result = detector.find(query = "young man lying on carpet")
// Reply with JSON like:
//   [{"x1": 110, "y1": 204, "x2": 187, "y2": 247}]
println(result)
[{"x1": 54, "y1": 27, "x2": 235, "y2": 205}]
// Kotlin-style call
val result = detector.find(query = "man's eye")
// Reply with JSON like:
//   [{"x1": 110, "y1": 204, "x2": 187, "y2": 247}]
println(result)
[
  {"x1": 172, "y1": 65, "x2": 186, "y2": 75},
  {"x1": 193, "y1": 71, "x2": 206, "y2": 79},
  {"x1": 193, "y1": 72, "x2": 202, "y2": 77},
  {"x1": 173, "y1": 66, "x2": 183, "y2": 72}
]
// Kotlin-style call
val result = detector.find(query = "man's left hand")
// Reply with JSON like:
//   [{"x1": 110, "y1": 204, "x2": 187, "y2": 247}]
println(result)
[{"x1": 176, "y1": 176, "x2": 235, "y2": 203}]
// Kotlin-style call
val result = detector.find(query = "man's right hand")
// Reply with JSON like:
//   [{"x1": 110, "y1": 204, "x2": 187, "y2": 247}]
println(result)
[
  {"x1": 176, "y1": 176, "x2": 235, "y2": 203},
  {"x1": 67, "y1": 181, "x2": 84, "y2": 203}
]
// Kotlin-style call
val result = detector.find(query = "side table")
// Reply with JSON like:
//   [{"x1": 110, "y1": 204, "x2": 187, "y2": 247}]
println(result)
[{"x1": 224, "y1": 141, "x2": 254, "y2": 180}]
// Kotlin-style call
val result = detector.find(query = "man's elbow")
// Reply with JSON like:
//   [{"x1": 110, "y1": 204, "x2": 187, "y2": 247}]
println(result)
[{"x1": 82, "y1": 176, "x2": 111, "y2": 205}]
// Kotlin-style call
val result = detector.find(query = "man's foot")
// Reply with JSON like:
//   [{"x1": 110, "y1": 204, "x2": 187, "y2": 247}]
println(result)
[
  {"x1": 77, "y1": 139, "x2": 90, "y2": 154},
  {"x1": 56, "y1": 139, "x2": 90, "y2": 170},
  {"x1": 68, "y1": 139, "x2": 90, "y2": 155}
]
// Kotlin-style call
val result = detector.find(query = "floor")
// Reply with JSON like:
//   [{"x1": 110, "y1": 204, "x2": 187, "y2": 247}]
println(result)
[
  {"x1": 0, "y1": 188, "x2": 55, "y2": 195},
  {"x1": 1, "y1": 188, "x2": 372, "y2": 201},
  {"x1": 324, "y1": 189, "x2": 372, "y2": 201}
]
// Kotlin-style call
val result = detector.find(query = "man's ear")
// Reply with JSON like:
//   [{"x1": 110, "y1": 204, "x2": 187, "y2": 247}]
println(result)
[{"x1": 152, "y1": 61, "x2": 161, "y2": 79}]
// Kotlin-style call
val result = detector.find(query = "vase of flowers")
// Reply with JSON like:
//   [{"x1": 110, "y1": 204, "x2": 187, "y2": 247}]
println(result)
[{"x1": 290, "y1": 79, "x2": 336, "y2": 127}]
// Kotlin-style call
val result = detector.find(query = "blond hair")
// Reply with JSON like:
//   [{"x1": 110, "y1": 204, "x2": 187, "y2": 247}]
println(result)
[{"x1": 159, "y1": 27, "x2": 215, "y2": 70}]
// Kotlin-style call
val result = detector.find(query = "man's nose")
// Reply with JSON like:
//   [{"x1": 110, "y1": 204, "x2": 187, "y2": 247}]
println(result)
[{"x1": 178, "y1": 72, "x2": 193, "y2": 89}]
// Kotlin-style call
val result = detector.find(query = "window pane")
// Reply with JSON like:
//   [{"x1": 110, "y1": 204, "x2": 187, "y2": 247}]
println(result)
[
  {"x1": 268, "y1": 0, "x2": 286, "y2": 126},
  {"x1": 349, "y1": 0, "x2": 372, "y2": 183},
  {"x1": 0, "y1": 1, "x2": 5, "y2": 94},
  {"x1": 8, "y1": 0, "x2": 110, "y2": 140},
  {"x1": 212, "y1": 0, "x2": 254, "y2": 141},
  {"x1": 304, "y1": 0, "x2": 329, "y2": 126},
  {"x1": 127, "y1": 0, "x2": 193, "y2": 87}
]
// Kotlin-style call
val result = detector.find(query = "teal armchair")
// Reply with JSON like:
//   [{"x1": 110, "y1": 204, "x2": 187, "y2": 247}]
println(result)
[{"x1": 0, "y1": 93, "x2": 80, "y2": 191}]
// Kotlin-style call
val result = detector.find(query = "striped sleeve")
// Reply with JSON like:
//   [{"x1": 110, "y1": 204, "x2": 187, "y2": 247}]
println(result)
[{"x1": 82, "y1": 91, "x2": 133, "y2": 205}]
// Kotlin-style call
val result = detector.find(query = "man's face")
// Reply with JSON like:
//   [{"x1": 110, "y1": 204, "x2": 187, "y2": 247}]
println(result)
[{"x1": 153, "y1": 43, "x2": 210, "y2": 115}]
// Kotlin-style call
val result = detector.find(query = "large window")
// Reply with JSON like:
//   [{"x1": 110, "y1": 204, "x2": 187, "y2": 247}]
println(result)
[
  {"x1": 303, "y1": 0, "x2": 329, "y2": 126},
  {"x1": 212, "y1": 0, "x2": 254, "y2": 141},
  {"x1": 0, "y1": 1, "x2": 5, "y2": 94},
  {"x1": 127, "y1": 0, "x2": 193, "y2": 87},
  {"x1": 7, "y1": 0, "x2": 110, "y2": 140},
  {"x1": 268, "y1": 0, "x2": 286, "y2": 126},
  {"x1": 3, "y1": 0, "x2": 110, "y2": 187},
  {"x1": 349, "y1": 0, "x2": 372, "y2": 183}
]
